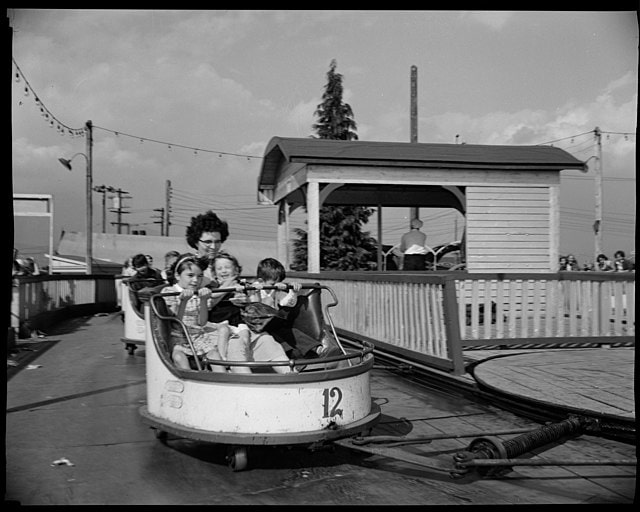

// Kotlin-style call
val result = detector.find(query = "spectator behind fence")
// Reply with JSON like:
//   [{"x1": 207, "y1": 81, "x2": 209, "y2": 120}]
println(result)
[
  {"x1": 565, "y1": 254, "x2": 580, "y2": 271},
  {"x1": 595, "y1": 254, "x2": 614, "y2": 271},
  {"x1": 613, "y1": 250, "x2": 633, "y2": 271},
  {"x1": 558, "y1": 255, "x2": 568, "y2": 271}
]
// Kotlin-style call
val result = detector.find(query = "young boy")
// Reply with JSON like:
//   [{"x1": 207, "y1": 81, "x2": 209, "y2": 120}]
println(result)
[{"x1": 249, "y1": 258, "x2": 341, "y2": 360}]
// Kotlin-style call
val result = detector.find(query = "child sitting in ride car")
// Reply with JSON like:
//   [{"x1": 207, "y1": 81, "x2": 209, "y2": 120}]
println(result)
[
  {"x1": 161, "y1": 254, "x2": 247, "y2": 373},
  {"x1": 210, "y1": 252, "x2": 292, "y2": 374},
  {"x1": 245, "y1": 258, "x2": 342, "y2": 360},
  {"x1": 128, "y1": 253, "x2": 164, "y2": 292}
]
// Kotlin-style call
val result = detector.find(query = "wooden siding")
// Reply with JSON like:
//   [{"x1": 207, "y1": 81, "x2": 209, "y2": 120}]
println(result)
[{"x1": 466, "y1": 186, "x2": 551, "y2": 272}]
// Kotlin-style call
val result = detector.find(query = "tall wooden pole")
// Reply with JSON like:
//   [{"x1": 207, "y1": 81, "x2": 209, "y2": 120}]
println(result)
[
  {"x1": 594, "y1": 127, "x2": 603, "y2": 261},
  {"x1": 410, "y1": 65, "x2": 419, "y2": 225},
  {"x1": 165, "y1": 179, "x2": 171, "y2": 236},
  {"x1": 85, "y1": 120, "x2": 93, "y2": 275}
]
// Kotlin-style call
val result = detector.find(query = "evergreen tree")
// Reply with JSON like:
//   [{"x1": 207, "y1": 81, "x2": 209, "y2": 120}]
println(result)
[
  {"x1": 312, "y1": 59, "x2": 358, "y2": 142},
  {"x1": 292, "y1": 60, "x2": 378, "y2": 271}
]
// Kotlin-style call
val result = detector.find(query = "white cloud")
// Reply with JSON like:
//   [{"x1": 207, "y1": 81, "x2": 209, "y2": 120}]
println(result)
[
  {"x1": 12, "y1": 137, "x2": 68, "y2": 167},
  {"x1": 459, "y1": 11, "x2": 514, "y2": 31},
  {"x1": 285, "y1": 98, "x2": 318, "y2": 138}
]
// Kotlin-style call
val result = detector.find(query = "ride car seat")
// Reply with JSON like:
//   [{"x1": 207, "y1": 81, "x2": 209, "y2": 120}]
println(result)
[{"x1": 271, "y1": 285, "x2": 326, "y2": 358}]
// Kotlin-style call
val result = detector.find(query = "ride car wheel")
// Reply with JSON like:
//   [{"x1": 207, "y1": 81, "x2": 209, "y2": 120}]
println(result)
[{"x1": 227, "y1": 446, "x2": 248, "y2": 472}]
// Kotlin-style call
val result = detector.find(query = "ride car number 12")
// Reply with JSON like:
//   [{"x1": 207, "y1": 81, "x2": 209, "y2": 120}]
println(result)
[{"x1": 322, "y1": 387, "x2": 343, "y2": 418}]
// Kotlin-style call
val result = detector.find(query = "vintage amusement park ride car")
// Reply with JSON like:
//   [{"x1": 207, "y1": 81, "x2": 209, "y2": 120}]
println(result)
[{"x1": 136, "y1": 283, "x2": 381, "y2": 471}]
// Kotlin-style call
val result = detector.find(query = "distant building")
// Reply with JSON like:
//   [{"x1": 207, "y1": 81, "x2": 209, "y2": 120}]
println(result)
[{"x1": 56, "y1": 231, "x2": 277, "y2": 277}]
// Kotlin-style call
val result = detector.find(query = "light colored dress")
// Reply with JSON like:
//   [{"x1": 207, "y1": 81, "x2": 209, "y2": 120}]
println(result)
[{"x1": 161, "y1": 284, "x2": 220, "y2": 356}]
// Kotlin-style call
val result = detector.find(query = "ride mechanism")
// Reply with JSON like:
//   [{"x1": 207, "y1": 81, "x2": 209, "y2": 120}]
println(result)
[{"x1": 343, "y1": 414, "x2": 636, "y2": 478}]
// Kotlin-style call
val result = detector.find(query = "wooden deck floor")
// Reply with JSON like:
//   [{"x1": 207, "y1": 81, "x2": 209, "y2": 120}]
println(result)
[
  {"x1": 6, "y1": 314, "x2": 636, "y2": 504},
  {"x1": 469, "y1": 347, "x2": 634, "y2": 422},
  {"x1": 342, "y1": 364, "x2": 637, "y2": 503},
  {"x1": 460, "y1": 346, "x2": 635, "y2": 423}
]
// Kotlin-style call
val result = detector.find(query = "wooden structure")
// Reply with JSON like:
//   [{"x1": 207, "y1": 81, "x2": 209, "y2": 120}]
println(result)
[
  {"x1": 257, "y1": 137, "x2": 587, "y2": 273},
  {"x1": 289, "y1": 270, "x2": 634, "y2": 375},
  {"x1": 13, "y1": 194, "x2": 54, "y2": 272}
]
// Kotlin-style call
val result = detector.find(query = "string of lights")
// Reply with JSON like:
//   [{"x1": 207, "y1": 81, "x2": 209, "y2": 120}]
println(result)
[
  {"x1": 536, "y1": 129, "x2": 635, "y2": 147},
  {"x1": 560, "y1": 138, "x2": 595, "y2": 154},
  {"x1": 92, "y1": 124, "x2": 263, "y2": 160},
  {"x1": 12, "y1": 57, "x2": 86, "y2": 137},
  {"x1": 602, "y1": 130, "x2": 635, "y2": 139},
  {"x1": 12, "y1": 57, "x2": 263, "y2": 160},
  {"x1": 536, "y1": 130, "x2": 594, "y2": 146}
]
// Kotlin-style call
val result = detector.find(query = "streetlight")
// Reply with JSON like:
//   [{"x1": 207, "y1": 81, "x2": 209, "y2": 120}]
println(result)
[{"x1": 58, "y1": 120, "x2": 93, "y2": 274}]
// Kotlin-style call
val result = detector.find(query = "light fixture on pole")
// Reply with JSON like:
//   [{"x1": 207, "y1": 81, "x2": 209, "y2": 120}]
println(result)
[{"x1": 58, "y1": 120, "x2": 94, "y2": 274}]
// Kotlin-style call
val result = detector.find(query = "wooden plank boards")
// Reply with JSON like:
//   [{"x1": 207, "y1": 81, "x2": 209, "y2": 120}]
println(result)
[
  {"x1": 471, "y1": 347, "x2": 635, "y2": 420},
  {"x1": 466, "y1": 186, "x2": 551, "y2": 272},
  {"x1": 365, "y1": 367, "x2": 635, "y2": 503}
]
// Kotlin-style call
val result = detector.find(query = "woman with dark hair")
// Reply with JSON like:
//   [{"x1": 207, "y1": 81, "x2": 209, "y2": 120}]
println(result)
[
  {"x1": 185, "y1": 210, "x2": 238, "y2": 324},
  {"x1": 185, "y1": 210, "x2": 229, "y2": 282}
]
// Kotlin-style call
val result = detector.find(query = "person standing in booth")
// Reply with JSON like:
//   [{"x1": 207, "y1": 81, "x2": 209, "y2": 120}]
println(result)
[{"x1": 399, "y1": 218, "x2": 428, "y2": 270}]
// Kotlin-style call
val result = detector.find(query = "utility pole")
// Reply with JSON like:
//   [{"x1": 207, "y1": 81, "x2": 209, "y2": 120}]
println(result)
[
  {"x1": 409, "y1": 65, "x2": 419, "y2": 226},
  {"x1": 593, "y1": 126, "x2": 603, "y2": 261},
  {"x1": 165, "y1": 179, "x2": 172, "y2": 236},
  {"x1": 93, "y1": 185, "x2": 116, "y2": 233},
  {"x1": 85, "y1": 120, "x2": 93, "y2": 274},
  {"x1": 109, "y1": 188, "x2": 131, "y2": 234},
  {"x1": 153, "y1": 208, "x2": 165, "y2": 236}
]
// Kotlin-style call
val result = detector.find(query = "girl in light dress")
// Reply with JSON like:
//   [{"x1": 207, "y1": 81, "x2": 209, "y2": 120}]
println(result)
[{"x1": 161, "y1": 254, "x2": 248, "y2": 373}]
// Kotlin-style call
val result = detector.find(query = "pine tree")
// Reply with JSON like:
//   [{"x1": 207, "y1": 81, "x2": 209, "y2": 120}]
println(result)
[
  {"x1": 291, "y1": 60, "x2": 378, "y2": 271},
  {"x1": 312, "y1": 59, "x2": 358, "y2": 142}
]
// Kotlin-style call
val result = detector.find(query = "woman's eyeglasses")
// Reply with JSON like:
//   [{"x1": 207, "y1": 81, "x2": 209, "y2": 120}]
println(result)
[{"x1": 199, "y1": 239, "x2": 222, "y2": 245}]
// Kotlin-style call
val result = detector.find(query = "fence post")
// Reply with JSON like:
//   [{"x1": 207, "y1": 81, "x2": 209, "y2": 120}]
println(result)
[{"x1": 442, "y1": 276, "x2": 465, "y2": 375}]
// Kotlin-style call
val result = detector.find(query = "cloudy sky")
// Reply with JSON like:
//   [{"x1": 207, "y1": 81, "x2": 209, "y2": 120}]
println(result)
[{"x1": 11, "y1": 10, "x2": 637, "y2": 267}]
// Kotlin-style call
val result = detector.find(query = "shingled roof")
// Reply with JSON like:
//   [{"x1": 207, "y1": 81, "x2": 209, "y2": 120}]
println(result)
[{"x1": 259, "y1": 136, "x2": 587, "y2": 188}]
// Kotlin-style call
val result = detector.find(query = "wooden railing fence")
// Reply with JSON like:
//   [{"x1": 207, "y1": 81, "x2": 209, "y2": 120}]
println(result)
[
  {"x1": 292, "y1": 271, "x2": 635, "y2": 375},
  {"x1": 11, "y1": 274, "x2": 118, "y2": 335},
  {"x1": 10, "y1": 272, "x2": 634, "y2": 377}
]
